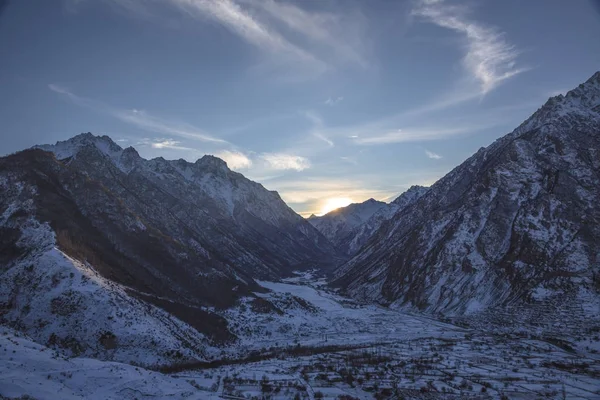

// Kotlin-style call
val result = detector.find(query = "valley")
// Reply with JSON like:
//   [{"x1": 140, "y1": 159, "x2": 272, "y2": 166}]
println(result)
[
  {"x1": 3, "y1": 0, "x2": 600, "y2": 398},
  {"x1": 2, "y1": 273, "x2": 599, "y2": 399}
]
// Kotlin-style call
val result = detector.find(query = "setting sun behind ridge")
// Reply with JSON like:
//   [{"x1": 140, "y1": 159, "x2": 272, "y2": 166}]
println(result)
[{"x1": 319, "y1": 197, "x2": 353, "y2": 216}]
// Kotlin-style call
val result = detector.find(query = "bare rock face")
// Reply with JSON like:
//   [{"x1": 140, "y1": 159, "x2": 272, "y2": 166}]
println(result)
[{"x1": 334, "y1": 72, "x2": 600, "y2": 320}]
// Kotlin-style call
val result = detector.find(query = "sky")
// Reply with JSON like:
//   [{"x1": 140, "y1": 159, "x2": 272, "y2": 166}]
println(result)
[{"x1": 1, "y1": 0, "x2": 599, "y2": 216}]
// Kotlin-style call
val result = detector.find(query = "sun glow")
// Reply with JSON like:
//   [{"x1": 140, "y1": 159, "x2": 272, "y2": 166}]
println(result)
[{"x1": 319, "y1": 197, "x2": 353, "y2": 216}]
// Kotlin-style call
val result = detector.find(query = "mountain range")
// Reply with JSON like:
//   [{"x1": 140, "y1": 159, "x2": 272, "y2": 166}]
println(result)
[{"x1": 1, "y1": 71, "x2": 599, "y2": 369}]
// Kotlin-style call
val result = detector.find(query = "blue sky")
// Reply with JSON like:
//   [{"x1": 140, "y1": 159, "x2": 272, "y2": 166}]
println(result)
[{"x1": 1, "y1": 0, "x2": 599, "y2": 216}]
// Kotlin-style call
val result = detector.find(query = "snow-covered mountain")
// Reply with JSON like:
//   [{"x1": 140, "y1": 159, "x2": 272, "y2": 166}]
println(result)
[
  {"x1": 308, "y1": 198, "x2": 387, "y2": 250},
  {"x1": 0, "y1": 134, "x2": 338, "y2": 360},
  {"x1": 334, "y1": 71, "x2": 600, "y2": 320},
  {"x1": 308, "y1": 187, "x2": 429, "y2": 256}
]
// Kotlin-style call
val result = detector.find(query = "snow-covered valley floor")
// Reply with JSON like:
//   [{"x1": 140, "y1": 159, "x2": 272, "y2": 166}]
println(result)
[{"x1": 2, "y1": 275, "x2": 599, "y2": 399}]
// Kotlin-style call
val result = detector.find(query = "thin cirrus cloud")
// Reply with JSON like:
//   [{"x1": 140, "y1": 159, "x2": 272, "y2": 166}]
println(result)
[
  {"x1": 303, "y1": 110, "x2": 334, "y2": 147},
  {"x1": 313, "y1": 132, "x2": 334, "y2": 147},
  {"x1": 260, "y1": 153, "x2": 311, "y2": 171},
  {"x1": 134, "y1": 137, "x2": 197, "y2": 151},
  {"x1": 252, "y1": 0, "x2": 368, "y2": 67},
  {"x1": 115, "y1": 108, "x2": 227, "y2": 144},
  {"x1": 412, "y1": 0, "x2": 529, "y2": 94},
  {"x1": 172, "y1": 0, "x2": 326, "y2": 73},
  {"x1": 339, "y1": 156, "x2": 358, "y2": 165},
  {"x1": 148, "y1": 138, "x2": 194, "y2": 151},
  {"x1": 424, "y1": 149, "x2": 442, "y2": 159},
  {"x1": 325, "y1": 96, "x2": 344, "y2": 106},
  {"x1": 325, "y1": 94, "x2": 533, "y2": 146},
  {"x1": 78, "y1": 0, "x2": 366, "y2": 78},
  {"x1": 48, "y1": 83, "x2": 227, "y2": 145},
  {"x1": 353, "y1": 127, "x2": 469, "y2": 145}
]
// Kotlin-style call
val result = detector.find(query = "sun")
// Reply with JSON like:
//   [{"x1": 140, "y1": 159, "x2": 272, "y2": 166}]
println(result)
[{"x1": 319, "y1": 197, "x2": 353, "y2": 216}]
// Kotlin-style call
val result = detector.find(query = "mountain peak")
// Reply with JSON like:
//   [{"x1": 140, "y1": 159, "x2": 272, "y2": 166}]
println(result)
[
  {"x1": 68, "y1": 132, "x2": 120, "y2": 148},
  {"x1": 511, "y1": 70, "x2": 600, "y2": 138},
  {"x1": 195, "y1": 154, "x2": 229, "y2": 172},
  {"x1": 35, "y1": 132, "x2": 123, "y2": 161},
  {"x1": 122, "y1": 146, "x2": 139, "y2": 156},
  {"x1": 408, "y1": 184, "x2": 425, "y2": 190},
  {"x1": 586, "y1": 70, "x2": 600, "y2": 84},
  {"x1": 119, "y1": 146, "x2": 141, "y2": 171},
  {"x1": 563, "y1": 70, "x2": 600, "y2": 104},
  {"x1": 76, "y1": 132, "x2": 94, "y2": 139}
]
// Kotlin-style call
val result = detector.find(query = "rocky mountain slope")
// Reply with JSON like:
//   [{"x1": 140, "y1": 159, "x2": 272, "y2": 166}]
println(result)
[
  {"x1": 334, "y1": 71, "x2": 600, "y2": 320},
  {"x1": 391, "y1": 185, "x2": 429, "y2": 209},
  {"x1": 309, "y1": 186, "x2": 429, "y2": 256},
  {"x1": 0, "y1": 134, "x2": 337, "y2": 360}
]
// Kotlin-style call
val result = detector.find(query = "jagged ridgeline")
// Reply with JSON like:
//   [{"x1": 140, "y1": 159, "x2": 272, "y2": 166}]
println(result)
[{"x1": 0, "y1": 133, "x2": 339, "y2": 363}]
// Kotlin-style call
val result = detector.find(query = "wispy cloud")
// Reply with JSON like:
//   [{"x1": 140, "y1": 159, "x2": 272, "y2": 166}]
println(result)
[
  {"x1": 48, "y1": 83, "x2": 227, "y2": 144},
  {"x1": 302, "y1": 110, "x2": 334, "y2": 147},
  {"x1": 313, "y1": 132, "x2": 334, "y2": 147},
  {"x1": 413, "y1": 0, "x2": 528, "y2": 94},
  {"x1": 325, "y1": 96, "x2": 344, "y2": 106},
  {"x1": 424, "y1": 149, "x2": 442, "y2": 159},
  {"x1": 136, "y1": 137, "x2": 196, "y2": 151},
  {"x1": 339, "y1": 156, "x2": 358, "y2": 165},
  {"x1": 171, "y1": 0, "x2": 327, "y2": 74},
  {"x1": 215, "y1": 150, "x2": 253, "y2": 170},
  {"x1": 260, "y1": 153, "x2": 311, "y2": 171},
  {"x1": 151, "y1": 138, "x2": 193, "y2": 150},
  {"x1": 73, "y1": 0, "x2": 367, "y2": 79},
  {"x1": 353, "y1": 126, "x2": 469, "y2": 145},
  {"x1": 303, "y1": 110, "x2": 323, "y2": 126},
  {"x1": 321, "y1": 94, "x2": 536, "y2": 146},
  {"x1": 116, "y1": 108, "x2": 227, "y2": 144},
  {"x1": 252, "y1": 0, "x2": 368, "y2": 68},
  {"x1": 48, "y1": 83, "x2": 72, "y2": 95}
]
